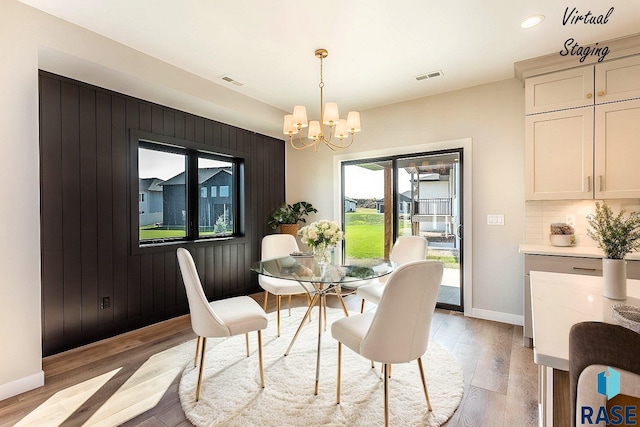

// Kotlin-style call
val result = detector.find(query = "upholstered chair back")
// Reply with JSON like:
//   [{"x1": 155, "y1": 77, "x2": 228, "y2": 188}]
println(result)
[{"x1": 360, "y1": 260, "x2": 443, "y2": 363}]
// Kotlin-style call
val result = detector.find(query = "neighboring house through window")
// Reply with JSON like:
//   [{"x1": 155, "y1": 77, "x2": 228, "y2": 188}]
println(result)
[{"x1": 133, "y1": 131, "x2": 242, "y2": 248}]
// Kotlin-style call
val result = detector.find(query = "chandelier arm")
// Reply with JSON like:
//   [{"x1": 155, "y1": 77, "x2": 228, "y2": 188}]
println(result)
[
  {"x1": 289, "y1": 134, "x2": 316, "y2": 150},
  {"x1": 324, "y1": 133, "x2": 356, "y2": 150}
]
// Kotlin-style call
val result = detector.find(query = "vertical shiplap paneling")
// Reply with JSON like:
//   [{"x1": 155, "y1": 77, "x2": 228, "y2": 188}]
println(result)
[
  {"x1": 40, "y1": 71, "x2": 286, "y2": 355},
  {"x1": 151, "y1": 105, "x2": 164, "y2": 134},
  {"x1": 140, "y1": 253, "x2": 154, "y2": 316},
  {"x1": 139, "y1": 103, "x2": 152, "y2": 133},
  {"x1": 184, "y1": 115, "x2": 195, "y2": 141},
  {"x1": 111, "y1": 95, "x2": 128, "y2": 322},
  {"x1": 164, "y1": 251, "x2": 176, "y2": 308},
  {"x1": 194, "y1": 116, "x2": 205, "y2": 144},
  {"x1": 60, "y1": 81, "x2": 82, "y2": 336},
  {"x1": 204, "y1": 246, "x2": 214, "y2": 296},
  {"x1": 163, "y1": 110, "x2": 175, "y2": 138},
  {"x1": 152, "y1": 252, "x2": 165, "y2": 310},
  {"x1": 125, "y1": 99, "x2": 141, "y2": 318},
  {"x1": 204, "y1": 120, "x2": 213, "y2": 147},
  {"x1": 79, "y1": 86, "x2": 99, "y2": 331},
  {"x1": 40, "y1": 75, "x2": 64, "y2": 349},
  {"x1": 95, "y1": 91, "x2": 114, "y2": 326}
]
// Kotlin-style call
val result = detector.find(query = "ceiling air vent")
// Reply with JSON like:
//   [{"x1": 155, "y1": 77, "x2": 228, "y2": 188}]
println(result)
[
  {"x1": 414, "y1": 70, "x2": 443, "y2": 81},
  {"x1": 219, "y1": 75, "x2": 244, "y2": 86}
]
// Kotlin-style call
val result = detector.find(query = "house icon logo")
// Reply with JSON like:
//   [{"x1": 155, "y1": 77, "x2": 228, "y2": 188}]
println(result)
[{"x1": 597, "y1": 367, "x2": 621, "y2": 400}]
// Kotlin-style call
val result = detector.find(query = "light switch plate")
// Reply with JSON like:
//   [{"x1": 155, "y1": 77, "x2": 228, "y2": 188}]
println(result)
[{"x1": 487, "y1": 214, "x2": 505, "y2": 226}]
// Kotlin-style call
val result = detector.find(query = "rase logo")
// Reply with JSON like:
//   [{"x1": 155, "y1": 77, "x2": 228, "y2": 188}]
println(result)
[{"x1": 581, "y1": 367, "x2": 637, "y2": 425}]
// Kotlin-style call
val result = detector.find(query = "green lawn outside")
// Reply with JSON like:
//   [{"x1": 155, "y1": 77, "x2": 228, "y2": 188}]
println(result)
[
  {"x1": 344, "y1": 208, "x2": 459, "y2": 268},
  {"x1": 139, "y1": 228, "x2": 186, "y2": 240},
  {"x1": 345, "y1": 209, "x2": 384, "y2": 259}
]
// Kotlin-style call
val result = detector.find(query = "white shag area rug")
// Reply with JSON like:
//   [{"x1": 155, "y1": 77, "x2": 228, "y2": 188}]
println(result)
[{"x1": 178, "y1": 307, "x2": 464, "y2": 426}]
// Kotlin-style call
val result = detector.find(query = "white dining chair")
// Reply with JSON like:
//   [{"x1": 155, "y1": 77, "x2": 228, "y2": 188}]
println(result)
[
  {"x1": 356, "y1": 235, "x2": 427, "y2": 312},
  {"x1": 332, "y1": 259, "x2": 443, "y2": 427},
  {"x1": 259, "y1": 234, "x2": 312, "y2": 336},
  {"x1": 177, "y1": 247, "x2": 268, "y2": 401}
]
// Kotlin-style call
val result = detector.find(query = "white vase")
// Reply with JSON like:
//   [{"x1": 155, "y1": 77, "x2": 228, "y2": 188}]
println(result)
[{"x1": 602, "y1": 258, "x2": 627, "y2": 300}]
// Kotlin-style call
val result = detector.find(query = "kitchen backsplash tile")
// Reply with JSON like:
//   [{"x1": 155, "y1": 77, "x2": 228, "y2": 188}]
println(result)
[{"x1": 524, "y1": 199, "x2": 640, "y2": 247}]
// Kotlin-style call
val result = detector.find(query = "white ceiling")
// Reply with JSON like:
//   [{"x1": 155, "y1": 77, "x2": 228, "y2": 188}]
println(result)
[{"x1": 18, "y1": 0, "x2": 640, "y2": 119}]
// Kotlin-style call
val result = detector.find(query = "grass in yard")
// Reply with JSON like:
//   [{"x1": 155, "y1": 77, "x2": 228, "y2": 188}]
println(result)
[
  {"x1": 139, "y1": 227, "x2": 185, "y2": 240},
  {"x1": 345, "y1": 210, "x2": 384, "y2": 259}
]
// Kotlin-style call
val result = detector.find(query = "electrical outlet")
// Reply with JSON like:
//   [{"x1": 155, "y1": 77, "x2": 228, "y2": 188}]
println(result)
[
  {"x1": 565, "y1": 214, "x2": 575, "y2": 228},
  {"x1": 101, "y1": 296, "x2": 110, "y2": 309}
]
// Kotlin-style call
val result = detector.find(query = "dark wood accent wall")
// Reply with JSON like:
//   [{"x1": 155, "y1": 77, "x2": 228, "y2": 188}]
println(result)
[{"x1": 39, "y1": 71, "x2": 285, "y2": 356}]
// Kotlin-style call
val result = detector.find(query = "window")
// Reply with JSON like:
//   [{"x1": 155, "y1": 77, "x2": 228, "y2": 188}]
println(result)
[
  {"x1": 198, "y1": 156, "x2": 234, "y2": 237},
  {"x1": 138, "y1": 146, "x2": 187, "y2": 242},
  {"x1": 133, "y1": 132, "x2": 243, "y2": 247}
]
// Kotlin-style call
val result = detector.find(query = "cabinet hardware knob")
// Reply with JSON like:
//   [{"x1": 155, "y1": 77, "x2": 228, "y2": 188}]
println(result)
[
  {"x1": 598, "y1": 91, "x2": 605, "y2": 96},
  {"x1": 586, "y1": 93, "x2": 593, "y2": 99}
]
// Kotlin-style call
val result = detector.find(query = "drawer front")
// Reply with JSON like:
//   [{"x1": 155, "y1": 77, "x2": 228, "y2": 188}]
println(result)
[
  {"x1": 627, "y1": 260, "x2": 640, "y2": 279},
  {"x1": 524, "y1": 254, "x2": 602, "y2": 276}
]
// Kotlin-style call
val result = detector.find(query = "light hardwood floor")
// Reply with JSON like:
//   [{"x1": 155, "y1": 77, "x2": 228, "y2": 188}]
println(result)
[{"x1": 0, "y1": 294, "x2": 538, "y2": 427}]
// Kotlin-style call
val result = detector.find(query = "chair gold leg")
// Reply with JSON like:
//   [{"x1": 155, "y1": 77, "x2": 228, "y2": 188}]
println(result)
[
  {"x1": 277, "y1": 295, "x2": 281, "y2": 337},
  {"x1": 379, "y1": 363, "x2": 391, "y2": 378},
  {"x1": 417, "y1": 357, "x2": 433, "y2": 411},
  {"x1": 336, "y1": 342, "x2": 342, "y2": 404},
  {"x1": 360, "y1": 298, "x2": 365, "y2": 313},
  {"x1": 288, "y1": 295, "x2": 292, "y2": 316},
  {"x1": 194, "y1": 336, "x2": 202, "y2": 368},
  {"x1": 245, "y1": 333, "x2": 250, "y2": 357},
  {"x1": 384, "y1": 363, "x2": 390, "y2": 427},
  {"x1": 258, "y1": 330, "x2": 264, "y2": 388},
  {"x1": 263, "y1": 291, "x2": 269, "y2": 311},
  {"x1": 196, "y1": 337, "x2": 208, "y2": 402}
]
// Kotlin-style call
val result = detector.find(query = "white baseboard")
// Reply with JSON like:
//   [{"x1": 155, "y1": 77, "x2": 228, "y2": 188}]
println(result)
[
  {"x1": 0, "y1": 370, "x2": 44, "y2": 401},
  {"x1": 468, "y1": 308, "x2": 524, "y2": 326}
]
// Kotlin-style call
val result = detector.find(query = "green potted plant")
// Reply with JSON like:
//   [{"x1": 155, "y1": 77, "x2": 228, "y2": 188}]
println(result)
[
  {"x1": 587, "y1": 201, "x2": 640, "y2": 299},
  {"x1": 267, "y1": 201, "x2": 317, "y2": 236}
]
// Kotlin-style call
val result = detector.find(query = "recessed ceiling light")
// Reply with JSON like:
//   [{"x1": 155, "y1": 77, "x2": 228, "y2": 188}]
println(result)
[{"x1": 521, "y1": 14, "x2": 545, "y2": 29}]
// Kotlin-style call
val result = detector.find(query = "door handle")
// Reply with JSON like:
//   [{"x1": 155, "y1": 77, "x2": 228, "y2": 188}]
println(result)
[{"x1": 456, "y1": 224, "x2": 463, "y2": 239}]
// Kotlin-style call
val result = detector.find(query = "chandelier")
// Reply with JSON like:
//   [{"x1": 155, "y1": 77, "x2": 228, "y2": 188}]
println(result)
[{"x1": 283, "y1": 49, "x2": 361, "y2": 151}]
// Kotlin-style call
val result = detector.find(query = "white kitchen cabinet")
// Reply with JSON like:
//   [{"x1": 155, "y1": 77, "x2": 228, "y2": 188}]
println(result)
[
  {"x1": 525, "y1": 67, "x2": 594, "y2": 115},
  {"x1": 525, "y1": 55, "x2": 640, "y2": 200},
  {"x1": 525, "y1": 109, "x2": 593, "y2": 200},
  {"x1": 594, "y1": 99, "x2": 640, "y2": 198},
  {"x1": 594, "y1": 55, "x2": 640, "y2": 104}
]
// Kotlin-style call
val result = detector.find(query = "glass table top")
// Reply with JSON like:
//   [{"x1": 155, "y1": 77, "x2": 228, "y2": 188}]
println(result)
[{"x1": 251, "y1": 254, "x2": 395, "y2": 285}]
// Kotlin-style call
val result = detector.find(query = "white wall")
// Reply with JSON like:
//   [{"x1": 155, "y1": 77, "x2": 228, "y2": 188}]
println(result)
[
  {"x1": 0, "y1": 0, "x2": 44, "y2": 400},
  {"x1": 286, "y1": 78, "x2": 526, "y2": 323},
  {"x1": 0, "y1": 0, "x2": 285, "y2": 400}
]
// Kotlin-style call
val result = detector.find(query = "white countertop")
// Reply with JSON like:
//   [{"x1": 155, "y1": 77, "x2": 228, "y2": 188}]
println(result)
[
  {"x1": 530, "y1": 270, "x2": 640, "y2": 371},
  {"x1": 519, "y1": 244, "x2": 640, "y2": 260}
]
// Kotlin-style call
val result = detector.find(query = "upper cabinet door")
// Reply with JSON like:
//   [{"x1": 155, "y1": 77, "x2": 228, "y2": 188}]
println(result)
[
  {"x1": 525, "y1": 67, "x2": 594, "y2": 115},
  {"x1": 525, "y1": 108, "x2": 594, "y2": 200},
  {"x1": 594, "y1": 99, "x2": 640, "y2": 199},
  {"x1": 595, "y1": 55, "x2": 640, "y2": 104}
]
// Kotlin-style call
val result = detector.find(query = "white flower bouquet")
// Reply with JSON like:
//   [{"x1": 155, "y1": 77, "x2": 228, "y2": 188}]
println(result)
[{"x1": 299, "y1": 220, "x2": 344, "y2": 263}]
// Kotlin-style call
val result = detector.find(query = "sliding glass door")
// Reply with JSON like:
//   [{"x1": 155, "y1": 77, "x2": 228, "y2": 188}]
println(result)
[{"x1": 342, "y1": 149, "x2": 463, "y2": 311}]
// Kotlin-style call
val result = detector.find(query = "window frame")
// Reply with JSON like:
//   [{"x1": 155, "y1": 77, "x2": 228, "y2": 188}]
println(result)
[{"x1": 130, "y1": 130, "x2": 245, "y2": 255}]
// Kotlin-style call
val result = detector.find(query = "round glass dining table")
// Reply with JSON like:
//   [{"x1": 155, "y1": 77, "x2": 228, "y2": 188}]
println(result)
[{"x1": 251, "y1": 254, "x2": 395, "y2": 395}]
